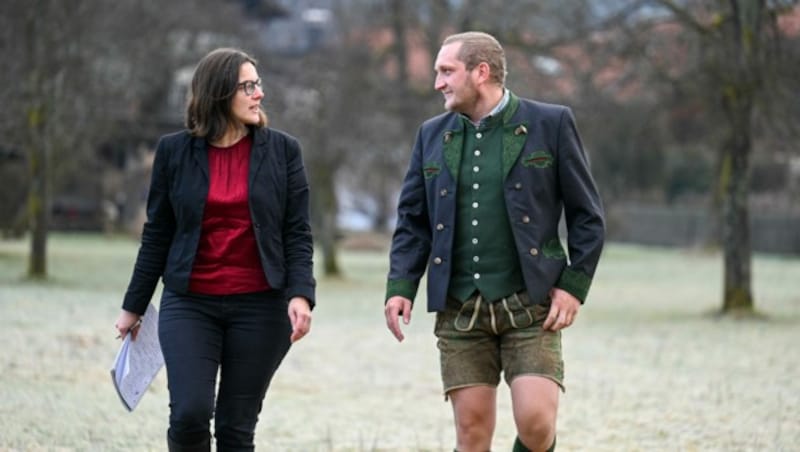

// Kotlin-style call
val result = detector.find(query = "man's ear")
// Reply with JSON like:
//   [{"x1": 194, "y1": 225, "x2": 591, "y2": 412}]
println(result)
[{"x1": 474, "y1": 61, "x2": 492, "y2": 84}]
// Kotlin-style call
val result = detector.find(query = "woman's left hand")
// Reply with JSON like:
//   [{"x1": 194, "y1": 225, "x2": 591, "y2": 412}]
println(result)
[{"x1": 288, "y1": 297, "x2": 312, "y2": 343}]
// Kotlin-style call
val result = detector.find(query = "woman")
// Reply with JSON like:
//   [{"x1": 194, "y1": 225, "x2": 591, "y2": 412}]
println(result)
[{"x1": 114, "y1": 48, "x2": 315, "y2": 451}]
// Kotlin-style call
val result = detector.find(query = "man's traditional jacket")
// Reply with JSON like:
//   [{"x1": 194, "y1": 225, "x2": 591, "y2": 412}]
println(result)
[{"x1": 387, "y1": 92, "x2": 605, "y2": 312}]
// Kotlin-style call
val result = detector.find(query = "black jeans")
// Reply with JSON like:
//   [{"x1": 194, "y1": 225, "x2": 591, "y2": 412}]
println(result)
[{"x1": 159, "y1": 288, "x2": 292, "y2": 451}]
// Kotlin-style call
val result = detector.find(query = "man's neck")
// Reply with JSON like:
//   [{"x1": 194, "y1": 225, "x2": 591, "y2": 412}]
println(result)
[{"x1": 466, "y1": 86, "x2": 505, "y2": 124}]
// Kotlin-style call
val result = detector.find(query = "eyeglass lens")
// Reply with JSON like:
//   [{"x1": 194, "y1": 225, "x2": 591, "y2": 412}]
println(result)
[{"x1": 241, "y1": 79, "x2": 260, "y2": 96}]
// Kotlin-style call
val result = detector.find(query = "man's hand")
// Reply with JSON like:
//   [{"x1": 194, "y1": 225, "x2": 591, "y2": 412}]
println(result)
[
  {"x1": 288, "y1": 297, "x2": 312, "y2": 343},
  {"x1": 384, "y1": 296, "x2": 413, "y2": 342},
  {"x1": 542, "y1": 288, "x2": 580, "y2": 332}
]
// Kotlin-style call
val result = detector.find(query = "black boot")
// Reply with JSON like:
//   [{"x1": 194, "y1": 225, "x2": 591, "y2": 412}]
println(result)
[{"x1": 167, "y1": 431, "x2": 211, "y2": 452}]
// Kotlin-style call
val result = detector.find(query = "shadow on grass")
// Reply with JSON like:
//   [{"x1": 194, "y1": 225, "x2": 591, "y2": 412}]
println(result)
[{"x1": 701, "y1": 307, "x2": 787, "y2": 323}]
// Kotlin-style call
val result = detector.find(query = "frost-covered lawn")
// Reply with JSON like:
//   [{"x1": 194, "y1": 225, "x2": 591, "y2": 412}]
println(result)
[{"x1": 1, "y1": 234, "x2": 798, "y2": 451}]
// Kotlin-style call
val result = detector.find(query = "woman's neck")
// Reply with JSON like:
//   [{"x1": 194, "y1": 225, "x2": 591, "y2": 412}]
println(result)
[{"x1": 211, "y1": 125, "x2": 248, "y2": 147}]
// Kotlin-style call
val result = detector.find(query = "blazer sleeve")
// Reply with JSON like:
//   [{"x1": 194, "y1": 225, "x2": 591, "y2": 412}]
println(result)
[
  {"x1": 385, "y1": 127, "x2": 432, "y2": 303},
  {"x1": 281, "y1": 136, "x2": 316, "y2": 308},
  {"x1": 554, "y1": 107, "x2": 605, "y2": 302},
  {"x1": 122, "y1": 136, "x2": 177, "y2": 315}
]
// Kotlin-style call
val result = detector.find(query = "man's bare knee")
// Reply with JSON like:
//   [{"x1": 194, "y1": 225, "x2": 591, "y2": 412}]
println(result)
[
  {"x1": 516, "y1": 411, "x2": 555, "y2": 452},
  {"x1": 511, "y1": 376, "x2": 559, "y2": 451},
  {"x1": 450, "y1": 386, "x2": 496, "y2": 452},
  {"x1": 454, "y1": 407, "x2": 493, "y2": 450}
]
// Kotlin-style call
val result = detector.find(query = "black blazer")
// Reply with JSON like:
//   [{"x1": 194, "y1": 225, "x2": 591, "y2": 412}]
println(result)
[{"x1": 122, "y1": 127, "x2": 315, "y2": 315}]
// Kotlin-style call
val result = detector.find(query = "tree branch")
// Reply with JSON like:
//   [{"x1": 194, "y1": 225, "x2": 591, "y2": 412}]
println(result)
[{"x1": 653, "y1": 0, "x2": 713, "y2": 35}]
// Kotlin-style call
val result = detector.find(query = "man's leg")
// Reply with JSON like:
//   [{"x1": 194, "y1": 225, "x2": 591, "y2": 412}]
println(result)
[
  {"x1": 449, "y1": 385, "x2": 497, "y2": 452},
  {"x1": 435, "y1": 295, "x2": 502, "y2": 452},
  {"x1": 509, "y1": 375, "x2": 559, "y2": 452}
]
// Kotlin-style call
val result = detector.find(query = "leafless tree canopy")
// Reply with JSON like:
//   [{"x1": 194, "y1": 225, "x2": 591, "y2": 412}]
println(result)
[{"x1": 1, "y1": 1, "x2": 798, "y2": 301}]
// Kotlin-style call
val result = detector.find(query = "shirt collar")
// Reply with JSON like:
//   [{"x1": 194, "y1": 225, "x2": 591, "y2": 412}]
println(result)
[
  {"x1": 487, "y1": 88, "x2": 510, "y2": 119},
  {"x1": 463, "y1": 88, "x2": 510, "y2": 127}
]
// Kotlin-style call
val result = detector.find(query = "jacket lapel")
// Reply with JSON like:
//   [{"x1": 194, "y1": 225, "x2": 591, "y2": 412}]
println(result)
[
  {"x1": 191, "y1": 136, "x2": 208, "y2": 181},
  {"x1": 501, "y1": 93, "x2": 527, "y2": 179},
  {"x1": 249, "y1": 127, "x2": 267, "y2": 189},
  {"x1": 442, "y1": 116, "x2": 464, "y2": 184}
]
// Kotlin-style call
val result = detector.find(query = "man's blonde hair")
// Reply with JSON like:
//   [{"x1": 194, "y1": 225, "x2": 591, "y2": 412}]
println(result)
[{"x1": 443, "y1": 31, "x2": 507, "y2": 86}]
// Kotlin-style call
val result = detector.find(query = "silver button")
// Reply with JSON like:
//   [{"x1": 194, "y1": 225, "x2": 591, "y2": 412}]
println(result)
[
  {"x1": 472, "y1": 219, "x2": 478, "y2": 226},
  {"x1": 473, "y1": 256, "x2": 480, "y2": 262},
  {"x1": 473, "y1": 166, "x2": 480, "y2": 173},
  {"x1": 474, "y1": 273, "x2": 481, "y2": 279},
  {"x1": 522, "y1": 216, "x2": 530, "y2": 224},
  {"x1": 433, "y1": 257, "x2": 443, "y2": 264},
  {"x1": 472, "y1": 238, "x2": 479, "y2": 244},
  {"x1": 514, "y1": 182, "x2": 522, "y2": 190},
  {"x1": 440, "y1": 189, "x2": 448, "y2": 196},
  {"x1": 474, "y1": 150, "x2": 481, "y2": 157},
  {"x1": 476, "y1": 132, "x2": 483, "y2": 139},
  {"x1": 473, "y1": 183, "x2": 480, "y2": 190},
  {"x1": 472, "y1": 202, "x2": 479, "y2": 208},
  {"x1": 530, "y1": 248, "x2": 539, "y2": 256},
  {"x1": 436, "y1": 223, "x2": 444, "y2": 231}
]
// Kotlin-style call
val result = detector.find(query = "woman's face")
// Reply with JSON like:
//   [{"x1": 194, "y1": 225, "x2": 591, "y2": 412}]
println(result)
[{"x1": 230, "y1": 62, "x2": 264, "y2": 126}]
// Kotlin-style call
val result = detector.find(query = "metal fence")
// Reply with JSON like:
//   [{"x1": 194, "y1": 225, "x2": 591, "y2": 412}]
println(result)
[{"x1": 607, "y1": 202, "x2": 800, "y2": 255}]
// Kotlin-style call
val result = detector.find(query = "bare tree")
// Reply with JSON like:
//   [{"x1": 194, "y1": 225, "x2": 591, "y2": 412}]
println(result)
[
  {"x1": 412, "y1": 0, "x2": 799, "y2": 313},
  {"x1": 0, "y1": 0, "x2": 246, "y2": 278},
  {"x1": 643, "y1": 0, "x2": 799, "y2": 313},
  {"x1": 466, "y1": 0, "x2": 799, "y2": 313},
  {"x1": 9, "y1": 1, "x2": 103, "y2": 277},
  {"x1": 268, "y1": 0, "x2": 435, "y2": 275},
  {"x1": 275, "y1": 79, "x2": 346, "y2": 277}
]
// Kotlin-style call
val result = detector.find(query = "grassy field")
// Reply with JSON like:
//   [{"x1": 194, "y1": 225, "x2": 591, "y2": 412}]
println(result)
[{"x1": 0, "y1": 234, "x2": 798, "y2": 451}]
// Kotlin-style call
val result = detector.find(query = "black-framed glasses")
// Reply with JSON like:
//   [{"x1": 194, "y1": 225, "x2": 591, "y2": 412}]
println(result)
[{"x1": 237, "y1": 78, "x2": 261, "y2": 96}]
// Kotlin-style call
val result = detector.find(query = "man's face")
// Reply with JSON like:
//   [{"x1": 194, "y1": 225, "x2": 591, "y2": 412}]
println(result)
[{"x1": 434, "y1": 42, "x2": 478, "y2": 114}]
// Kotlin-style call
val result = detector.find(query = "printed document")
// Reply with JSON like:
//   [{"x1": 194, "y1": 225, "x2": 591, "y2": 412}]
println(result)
[{"x1": 110, "y1": 303, "x2": 164, "y2": 411}]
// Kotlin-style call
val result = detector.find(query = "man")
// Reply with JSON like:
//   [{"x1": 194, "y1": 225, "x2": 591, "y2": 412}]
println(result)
[{"x1": 384, "y1": 32, "x2": 605, "y2": 452}]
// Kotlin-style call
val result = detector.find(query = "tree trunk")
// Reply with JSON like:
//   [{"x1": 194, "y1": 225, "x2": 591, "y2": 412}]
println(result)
[
  {"x1": 719, "y1": 93, "x2": 754, "y2": 313},
  {"x1": 23, "y1": 4, "x2": 48, "y2": 278},
  {"x1": 717, "y1": 0, "x2": 765, "y2": 313},
  {"x1": 320, "y1": 210, "x2": 340, "y2": 277},
  {"x1": 27, "y1": 106, "x2": 48, "y2": 279},
  {"x1": 719, "y1": 150, "x2": 753, "y2": 311},
  {"x1": 390, "y1": 0, "x2": 408, "y2": 88},
  {"x1": 309, "y1": 160, "x2": 341, "y2": 277}
]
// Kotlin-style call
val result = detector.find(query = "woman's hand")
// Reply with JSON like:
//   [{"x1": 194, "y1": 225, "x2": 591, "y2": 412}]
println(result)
[
  {"x1": 115, "y1": 310, "x2": 142, "y2": 340},
  {"x1": 288, "y1": 297, "x2": 312, "y2": 343}
]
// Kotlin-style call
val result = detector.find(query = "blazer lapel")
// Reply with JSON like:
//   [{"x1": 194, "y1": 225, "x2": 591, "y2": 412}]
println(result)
[
  {"x1": 249, "y1": 128, "x2": 267, "y2": 189},
  {"x1": 501, "y1": 93, "x2": 527, "y2": 180},
  {"x1": 191, "y1": 136, "x2": 209, "y2": 181},
  {"x1": 442, "y1": 116, "x2": 464, "y2": 184},
  {"x1": 503, "y1": 123, "x2": 529, "y2": 180}
]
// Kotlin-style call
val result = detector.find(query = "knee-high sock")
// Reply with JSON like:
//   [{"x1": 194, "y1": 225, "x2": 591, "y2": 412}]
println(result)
[
  {"x1": 512, "y1": 435, "x2": 556, "y2": 452},
  {"x1": 512, "y1": 436, "x2": 531, "y2": 452}
]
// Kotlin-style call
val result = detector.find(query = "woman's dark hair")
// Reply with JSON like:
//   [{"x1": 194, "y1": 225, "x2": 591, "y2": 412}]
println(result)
[{"x1": 185, "y1": 48, "x2": 267, "y2": 140}]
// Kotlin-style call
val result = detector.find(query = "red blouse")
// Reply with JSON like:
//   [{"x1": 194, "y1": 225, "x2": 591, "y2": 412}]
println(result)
[{"x1": 188, "y1": 134, "x2": 270, "y2": 295}]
